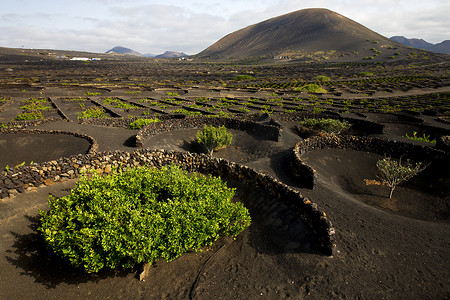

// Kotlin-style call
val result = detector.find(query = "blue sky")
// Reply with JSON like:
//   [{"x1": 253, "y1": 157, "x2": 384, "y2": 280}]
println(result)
[{"x1": 0, "y1": 0, "x2": 448, "y2": 54}]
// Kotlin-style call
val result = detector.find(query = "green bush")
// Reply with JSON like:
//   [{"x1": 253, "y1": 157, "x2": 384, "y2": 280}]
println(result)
[
  {"x1": 294, "y1": 84, "x2": 327, "y2": 94},
  {"x1": 85, "y1": 92, "x2": 102, "y2": 96},
  {"x1": 233, "y1": 74, "x2": 255, "y2": 81},
  {"x1": 404, "y1": 131, "x2": 436, "y2": 144},
  {"x1": 19, "y1": 98, "x2": 52, "y2": 111},
  {"x1": 38, "y1": 165, "x2": 251, "y2": 273},
  {"x1": 104, "y1": 98, "x2": 139, "y2": 110},
  {"x1": 128, "y1": 118, "x2": 161, "y2": 129},
  {"x1": 172, "y1": 108, "x2": 202, "y2": 116},
  {"x1": 314, "y1": 75, "x2": 331, "y2": 82},
  {"x1": 77, "y1": 107, "x2": 106, "y2": 119},
  {"x1": 14, "y1": 110, "x2": 43, "y2": 120},
  {"x1": 196, "y1": 125, "x2": 233, "y2": 156},
  {"x1": 299, "y1": 118, "x2": 351, "y2": 134}
]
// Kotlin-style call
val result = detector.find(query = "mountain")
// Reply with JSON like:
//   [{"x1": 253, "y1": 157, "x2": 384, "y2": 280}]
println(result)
[
  {"x1": 155, "y1": 51, "x2": 188, "y2": 58},
  {"x1": 390, "y1": 36, "x2": 450, "y2": 54},
  {"x1": 429, "y1": 40, "x2": 450, "y2": 54},
  {"x1": 105, "y1": 48, "x2": 188, "y2": 58},
  {"x1": 105, "y1": 46, "x2": 143, "y2": 56},
  {"x1": 390, "y1": 36, "x2": 433, "y2": 50},
  {"x1": 197, "y1": 8, "x2": 405, "y2": 60}
]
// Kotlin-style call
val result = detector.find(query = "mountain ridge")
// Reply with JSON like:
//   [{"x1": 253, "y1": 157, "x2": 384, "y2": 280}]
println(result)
[
  {"x1": 390, "y1": 36, "x2": 450, "y2": 54},
  {"x1": 106, "y1": 47, "x2": 188, "y2": 58}
]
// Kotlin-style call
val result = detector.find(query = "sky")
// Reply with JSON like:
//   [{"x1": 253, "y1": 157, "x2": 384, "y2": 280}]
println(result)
[{"x1": 0, "y1": 0, "x2": 449, "y2": 55}]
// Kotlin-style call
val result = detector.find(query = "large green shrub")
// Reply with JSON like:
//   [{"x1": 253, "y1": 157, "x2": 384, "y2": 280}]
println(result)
[
  {"x1": 196, "y1": 125, "x2": 233, "y2": 156},
  {"x1": 38, "y1": 165, "x2": 251, "y2": 273},
  {"x1": 299, "y1": 118, "x2": 351, "y2": 134}
]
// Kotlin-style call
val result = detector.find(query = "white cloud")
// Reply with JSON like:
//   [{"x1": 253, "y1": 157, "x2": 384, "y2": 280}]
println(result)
[{"x1": 0, "y1": 0, "x2": 448, "y2": 53}]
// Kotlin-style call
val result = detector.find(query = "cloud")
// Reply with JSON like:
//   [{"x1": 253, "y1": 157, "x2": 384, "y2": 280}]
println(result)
[{"x1": 0, "y1": 0, "x2": 448, "y2": 53}]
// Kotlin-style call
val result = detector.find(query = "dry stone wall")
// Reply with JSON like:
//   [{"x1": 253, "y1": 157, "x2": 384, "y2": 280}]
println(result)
[
  {"x1": 135, "y1": 116, "x2": 281, "y2": 147},
  {"x1": 80, "y1": 115, "x2": 182, "y2": 127}
]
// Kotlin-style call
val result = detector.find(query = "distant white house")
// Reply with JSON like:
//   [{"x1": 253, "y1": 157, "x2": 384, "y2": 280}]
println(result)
[
  {"x1": 70, "y1": 57, "x2": 101, "y2": 61},
  {"x1": 70, "y1": 57, "x2": 90, "y2": 61}
]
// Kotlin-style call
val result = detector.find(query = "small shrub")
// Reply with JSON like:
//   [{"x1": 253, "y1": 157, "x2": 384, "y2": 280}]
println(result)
[
  {"x1": 195, "y1": 97, "x2": 211, "y2": 103},
  {"x1": 125, "y1": 91, "x2": 142, "y2": 94},
  {"x1": 104, "y1": 98, "x2": 139, "y2": 110},
  {"x1": 38, "y1": 165, "x2": 251, "y2": 273},
  {"x1": 376, "y1": 157, "x2": 427, "y2": 198},
  {"x1": 196, "y1": 125, "x2": 233, "y2": 156},
  {"x1": 299, "y1": 118, "x2": 351, "y2": 134},
  {"x1": 260, "y1": 108, "x2": 273, "y2": 115},
  {"x1": 142, "y1": 109, "x2": 153, "y2": 115},
  {"x1": 360, "y1": 72, "x2": 375, "y2": 77},
  {"x1": 294, "y1": 84, "x2": 326, "y2": 94},
  {"x1": 14, "y1": 111, "x2": 44, "y2": 120},
  {"x1": 85, "y1": 92, "x2": 102, "y2": 96},
  {"x1": 172, "y1": 108, "x2": 202, "y2": 116},
  {"x1": 404, "y1": 131, "x2": 436, "y2": 144},
  {"x1": 233, "y1": 75, "x2": 255, "y2": 81},
  {"x1": 314, "y1": 75, "x2": 331, "y2": 82},
  {"x1": 77, "y1": 107, "x2": 106, "y2": 119},
  {"x1": 19, "y1": 98, "x2": 51, "y2": 111},
  {"x1": 128, "y1": 118, "x2": 161, "y2": 129},
  {"x1": 19, "y1": 103, "x2": 51, "y2": 111}
]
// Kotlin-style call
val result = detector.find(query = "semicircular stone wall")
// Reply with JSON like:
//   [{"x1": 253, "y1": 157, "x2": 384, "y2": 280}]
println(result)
[
  {"x1": 291, "y1": 134, "x2": 449, "y2": 188},
  {"x1": 0, "y1": 149, "x2": 335, "y2": 255}
]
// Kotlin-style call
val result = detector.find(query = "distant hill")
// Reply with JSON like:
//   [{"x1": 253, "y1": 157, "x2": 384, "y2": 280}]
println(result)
[
  {"x1": 390, "y1": 36, "x2": 433, "y2": 50},
  {"x1": 390, "y1": 36, "x2": 450, "y2": 54},
  {"x1": 105, "y1": 47, "x2": 188, "y2": 58},
  {"x1": 106, "y1": 46, "x2": 143, "y2": 56},
  {"x1": 155, "y1": 51, "x2": 188, "y2": 58},
  {"x1": 196, "y1": 8, "x2": 409, "y2": 61},
  {"x1": 430, "y1": 40, "x2": 450, "y2": 54}
]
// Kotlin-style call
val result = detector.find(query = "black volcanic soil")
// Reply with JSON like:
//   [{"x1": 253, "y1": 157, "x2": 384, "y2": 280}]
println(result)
[
  {"x1": 1, "y1": 118, "x2": 449, "y2": 299},
  {"x1": 0, "y1": 133, "x2": 92, "y2": 169},
  {"x1": 301, "y1": 149, "x2": 449, "y2": 221},
  {"x1": 0, "y1": 49, "x2": 449, "y2": 299}
]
